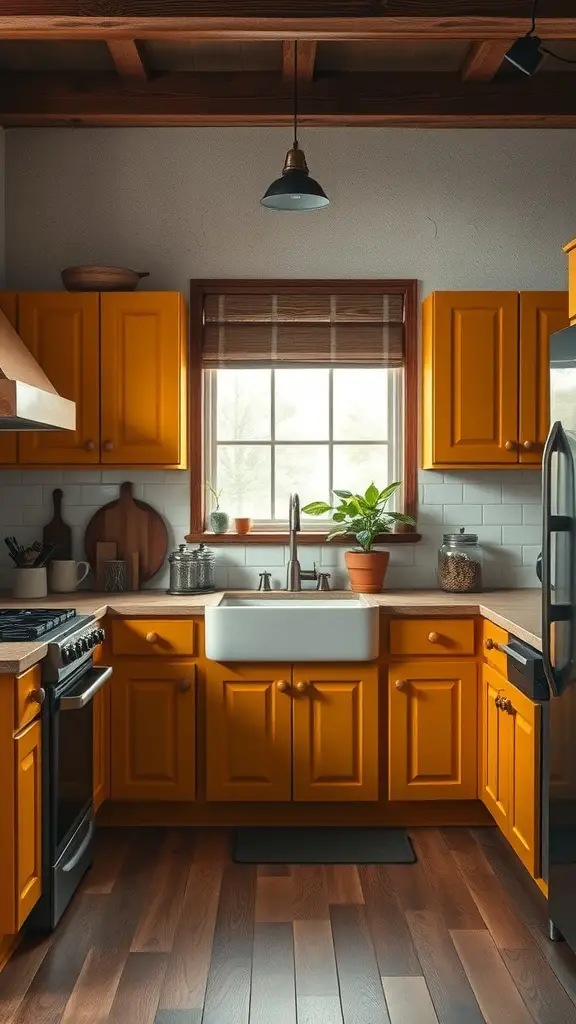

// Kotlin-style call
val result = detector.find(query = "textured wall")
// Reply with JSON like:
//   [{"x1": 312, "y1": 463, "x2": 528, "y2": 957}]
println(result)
[{"x1": 3, "y1": 126, "x2": 561, "y2": 590}]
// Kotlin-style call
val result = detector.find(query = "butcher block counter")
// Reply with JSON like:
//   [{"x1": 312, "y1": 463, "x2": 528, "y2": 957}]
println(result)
[{"x1": 0, "y1": 588, "x2": 541, "y2": 672}]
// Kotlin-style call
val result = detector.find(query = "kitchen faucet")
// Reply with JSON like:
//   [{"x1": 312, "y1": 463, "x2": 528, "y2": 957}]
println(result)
[{"x1": 286, "y1": 493, "x2": 330, "y2": 591}]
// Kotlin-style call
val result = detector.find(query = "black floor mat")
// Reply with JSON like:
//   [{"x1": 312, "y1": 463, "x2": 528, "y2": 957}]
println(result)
[{"x1": 233, "y1": 826, "x2": 416, "y2": 864}]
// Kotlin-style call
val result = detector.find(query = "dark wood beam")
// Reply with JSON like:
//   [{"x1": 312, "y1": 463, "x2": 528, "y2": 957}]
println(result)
[
  {"x1": 1, "y1": 71, "x2": 576, "y2": 128},
  {"x1": 0, "y1": 3, "x2": 576, "y2": 42},
  {"x1": 461, "y1": 40, "x2": 511, "y2": 80},
  {"x1": 107, "y1": 40, "x2": 149, "y2": 81},
  {"x1": 282, "y1": 41, "x2": 318, "y2": 84}
]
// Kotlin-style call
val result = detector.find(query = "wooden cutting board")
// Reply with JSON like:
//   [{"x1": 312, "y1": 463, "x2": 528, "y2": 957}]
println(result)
[
  {"x1": 84, "y1": 481, "x2": 168, "y2": 584},
  {"x1": 43, "y1": 488, "x2": 72, "y2": 560}
]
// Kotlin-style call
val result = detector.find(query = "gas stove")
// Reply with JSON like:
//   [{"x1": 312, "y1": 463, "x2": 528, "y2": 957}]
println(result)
[{"x1": 0, "y1": 608, "x2": 105, "y2": 684}]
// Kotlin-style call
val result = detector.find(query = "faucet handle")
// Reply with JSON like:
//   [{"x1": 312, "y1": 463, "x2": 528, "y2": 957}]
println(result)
[
  {"x1": 258, "y1": 571, "x2": 272, "y2": 592},
  {"x1": 316, "y1": 572, "x2": 331, "y2": 592}
]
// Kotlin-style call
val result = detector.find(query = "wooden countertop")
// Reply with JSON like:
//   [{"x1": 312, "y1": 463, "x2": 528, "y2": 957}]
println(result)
[{"x1": 0, "y1": 588, "x2": 542, "y2": 673}]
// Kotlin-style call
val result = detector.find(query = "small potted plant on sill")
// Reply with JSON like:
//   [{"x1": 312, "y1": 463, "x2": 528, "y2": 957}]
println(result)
[
  {"x1": 207, "y1": 483, "x2": 230, "y2": 535},
  {"x1": 302, "y1": 482, "x2": 416, "y2": 593}
]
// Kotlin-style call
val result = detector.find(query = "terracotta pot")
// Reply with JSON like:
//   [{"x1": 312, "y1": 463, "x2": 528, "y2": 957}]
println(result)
[
  {"x1": 345, "y1": 550, "x2": 390, "y2": 593},
  {"x1": 235, "y1": 517, "x2": 252, "y2": 535}
]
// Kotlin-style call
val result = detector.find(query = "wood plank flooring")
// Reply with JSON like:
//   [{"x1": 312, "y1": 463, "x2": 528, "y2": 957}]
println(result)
[{"x1": 2, "y1": 826, "x2": 576, "y2": 1023}]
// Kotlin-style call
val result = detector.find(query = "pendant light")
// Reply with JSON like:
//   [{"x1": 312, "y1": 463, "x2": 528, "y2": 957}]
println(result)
[{"x1": 261, "y1": 44, "x2": 329, "y2": 211}]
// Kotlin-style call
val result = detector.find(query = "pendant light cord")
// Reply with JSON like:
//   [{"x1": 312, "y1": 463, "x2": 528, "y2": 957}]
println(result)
[
  {"x1": 527, "y1": 0, "x2": 576, "y2": 63},
  {"x1": 293, "y1": 42, "x2": 299, "y2": 148}
]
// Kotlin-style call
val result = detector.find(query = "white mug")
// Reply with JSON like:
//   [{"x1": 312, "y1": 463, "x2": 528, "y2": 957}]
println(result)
[
  {"x1": 13, "y1": 567, "x2": 48, "y2": 600},
  {"x1": 48, "y1": 559, "x2": 90, "y2": 593}
]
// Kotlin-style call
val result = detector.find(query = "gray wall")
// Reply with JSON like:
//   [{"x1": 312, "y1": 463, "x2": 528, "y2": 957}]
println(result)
[{"x1": 3, "y1": 127, "x2": 567, "y2": 589}]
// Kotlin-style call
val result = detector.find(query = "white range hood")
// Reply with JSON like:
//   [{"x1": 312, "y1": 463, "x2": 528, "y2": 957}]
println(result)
[{"x1": 0, "y1": 308, "x2": 75, "y2": 431}]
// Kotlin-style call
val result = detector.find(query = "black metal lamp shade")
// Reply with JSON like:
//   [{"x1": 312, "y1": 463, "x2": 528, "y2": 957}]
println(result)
[
  {"x1": 261, "y1": 144, "x2": 329, "y2": 211},
  {"x1": 503, "y1": 35, "x2": 544, "y2": 75}
]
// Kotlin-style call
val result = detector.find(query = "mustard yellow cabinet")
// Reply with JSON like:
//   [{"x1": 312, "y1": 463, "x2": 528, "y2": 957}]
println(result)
[{"x1": 422, "y1": 290, "x2": 568, "y2": 469}]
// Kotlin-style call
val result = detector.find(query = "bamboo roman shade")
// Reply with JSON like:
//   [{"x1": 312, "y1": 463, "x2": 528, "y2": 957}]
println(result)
[{"x1": 202, "y1": 291, "x2": 405, "y2": 367}]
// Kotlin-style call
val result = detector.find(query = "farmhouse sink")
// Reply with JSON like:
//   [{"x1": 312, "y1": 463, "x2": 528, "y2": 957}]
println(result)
[{"x1": 204, "y1": 593, "x2": 379, "y2": 662}]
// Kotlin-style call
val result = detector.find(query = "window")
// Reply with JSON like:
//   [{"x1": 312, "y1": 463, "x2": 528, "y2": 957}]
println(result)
[{"x1": 189, "y1": 280, "x2": 417, "y2": 538}]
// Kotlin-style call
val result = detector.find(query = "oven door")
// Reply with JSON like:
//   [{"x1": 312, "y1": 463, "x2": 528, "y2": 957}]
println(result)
[{"x1": 53, "y1": 665, "x2": 112, "y2": 856}]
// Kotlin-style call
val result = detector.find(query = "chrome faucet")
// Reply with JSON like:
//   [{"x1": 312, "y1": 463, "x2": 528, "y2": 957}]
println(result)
[{"x1": 286, "y1": 493, "x2": 320, "y2": 591}]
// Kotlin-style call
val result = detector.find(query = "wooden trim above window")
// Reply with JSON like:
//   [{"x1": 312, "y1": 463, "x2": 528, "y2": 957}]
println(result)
[
  {"x1": 185, "y1": 531, "x2": 421, "y2": 545},
  {"x1": 189, "y1": 278, "x2": 419, "y2": 538}
]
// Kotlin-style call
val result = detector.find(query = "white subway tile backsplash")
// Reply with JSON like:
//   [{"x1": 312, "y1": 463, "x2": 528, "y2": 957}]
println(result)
[
  {"x1": 2, "y1": 485, "x2": 43, "y2": 506},
  {"x1": 502, "y1": 525, "x2": 541, "y2": 545},
  {"x1": 65, "y1": 470, "x2": 102, "y2": 483},
  {"x1": 463, "y1": 483, "x2": 502, "y2": 505},
  {"x1": 522, "y1": 504, "x2": 542, "y2": 525},
  {"x1": 482, "y1": 504, "x2": 522, "y2": 525},
  {"x1": 245, "y1": 545, "x2": 285, "y2": 567},
  {"x1": 423, "y1": 484, "x2": 463, "y2": 504},
  {"x1": 43, "y1": 483, "x2": 81, "y2": 505},
  {"x1": 381, "y1": 545, "x2": 415, "y2": 566},
  {"x1": 522, "y1": 545, "x2": 541, "y2": 565},
  {"x1": 80, "y1": 484, "x2": 119, "y2": 505},
  {"x1": 502, "y1": 484, "x2": 541, "y2": 505},
  {"x1": 442, "y1": 504, "x2": 482, "y2": 525},
  {"x1": 213, "y1": 546, "x2": 247, "y2": 568},
  {"x1": 471, "y1": 525, "x2": 503, "y2": 545}
]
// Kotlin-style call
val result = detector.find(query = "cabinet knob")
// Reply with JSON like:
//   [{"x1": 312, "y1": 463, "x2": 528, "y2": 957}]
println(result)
[
  {"x1": 178, "y1": 679, "x2": 192, "y2": 693},
  {"x1": 485, "y1": 638, "x2": 495, "y2": 651},
  {"x1": 296, "y1": 680, "x2": 309, "y2": 693},
  {"x1": 501, "y1": 697, "x2": 514, "y2": 714},
  {"x1": 84, "y1": 439, "x2": 96, "y2": 452},
  {"x1": 276, "y1": 679, "x2": 290, "y2": 693},
  {"x1": 103, "y1": 440, "x2": 114, "y2": 452},
  {"x1": 504, "y1": 440, "x2": 516, "y2": 451},
  {"x1": 145, "y1": 631, "x2": 158, "y2": 644},
  {"x1": 522, "y1": 440, "x2": 534, "y2": 451},
  {"x1": 394, "y1": 679, "x2": 406, "y2": 691},
  {"x1": 427, "y1": 631, "x2": 439, "y2": 644},
  {"x1": 29, "y1": 687, "x2": 45, "y2": 705}
]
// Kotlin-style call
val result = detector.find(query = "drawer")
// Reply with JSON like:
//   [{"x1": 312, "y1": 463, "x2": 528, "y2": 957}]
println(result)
[
  {"x1": 389, "y1": 617, "x2": 476, "y2": 657},
  {"x1": 15, "y1": 665, "x2": 44, "y2": 733},
  {"x1": 111, "y1": 619, "x2": 197, "y2": 657},
  {"x1": 482, "y1": 619, "x2": 509, "y2": 677}
]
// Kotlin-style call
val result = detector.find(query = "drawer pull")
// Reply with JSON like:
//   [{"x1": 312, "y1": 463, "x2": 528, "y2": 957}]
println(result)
[
  {"x1": 296, "y1": 680, "x2": 309, "y2": 693},
  {"x1": 427, "y1": 631, "x2": 439, "y2": 644},
  {"x1": 178, "y1": 679, "x2": 192, "y2": 693},
  {"x1": 146, "y1": 632, "x2": 159, "y2": 644},
  {"x1": 29, "y1": 687, "x2": 45, "y2": 705},
  {"x1": 485, "y1": 637, "x2": 502, "y2": 652},
  {"x1": 276, "y1": 679, "x2": 290, "y2": 693},
  {"x1": 504, "y1": 440, "x2": 516, "y2": 451},
  {"x1": 84, "y1": 439, "x2": 96, "y2": 452},
  {"x1": 395, "y1": 679, "x2": 406, "y2": 691},
  {"x1": 501, "y1": 697, "x2": 514, "y2": 714},
  {"x1": 103, "y1": 440, "x2": 114, "y2": 452},
  {"x1": 523, "y1": 440, "x2": 534, "y2": 451}
]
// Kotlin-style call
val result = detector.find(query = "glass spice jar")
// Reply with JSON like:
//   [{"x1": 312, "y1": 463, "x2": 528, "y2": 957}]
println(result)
[{"x1": 438, "y1": 528, "x2": 483, "y2": 593}]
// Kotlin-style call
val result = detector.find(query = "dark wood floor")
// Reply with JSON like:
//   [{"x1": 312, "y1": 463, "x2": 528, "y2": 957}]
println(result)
[{"x1": 2, "y1": 826, "x2": 576, "y2": 1023}]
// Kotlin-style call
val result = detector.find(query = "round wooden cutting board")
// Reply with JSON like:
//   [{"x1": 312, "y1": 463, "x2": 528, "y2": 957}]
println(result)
[{"x1": 84, "y1": 480, "x2": 168, "y2": 583}]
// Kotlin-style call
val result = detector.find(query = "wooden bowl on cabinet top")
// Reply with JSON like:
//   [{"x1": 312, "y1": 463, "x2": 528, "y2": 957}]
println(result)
[{"x1": 61, "y1": 265, "x2": 150, "y2": 292}]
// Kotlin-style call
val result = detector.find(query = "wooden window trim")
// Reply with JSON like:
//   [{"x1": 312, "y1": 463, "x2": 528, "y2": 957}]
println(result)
[{"x1": 187, "y1": 278, "x2": 419, "y2": 542}]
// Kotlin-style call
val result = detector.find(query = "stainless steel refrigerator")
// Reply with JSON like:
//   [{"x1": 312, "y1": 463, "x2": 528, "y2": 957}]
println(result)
[{"x1": 543, "y1": 323, "x2": 576, "y2": 945}]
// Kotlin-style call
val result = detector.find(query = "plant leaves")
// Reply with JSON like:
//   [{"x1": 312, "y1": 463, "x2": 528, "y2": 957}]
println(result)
[
  {"x1": 365, "y1": 482, "x2": 379, "y2": 505},
  {"x1": 378, "y1": 481, "x2": 401, "y2": 505},
  {"x1": 333, "y1": 489, "x2": 353, "y2": 499},
  {"x1": 301, "y1": 501, "x2": 332, "y2": 516},
  {"x1": 326, "y1": 525, "x2": 349, "y2": 541},
  {"x1": 386, "y1": 512, "x2": 417, "y2": 526},
  {"x1": 332, "y1": 512, "x2": 347, "y2": 522},
  {"x1": 355, "y1": 530, "x2": 373, "y2": 551}
]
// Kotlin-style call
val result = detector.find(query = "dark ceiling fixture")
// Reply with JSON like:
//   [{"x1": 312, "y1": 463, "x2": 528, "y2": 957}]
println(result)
[
  {"x1": 504, "y1": 0, "x2": 576, "y2": 75},
  {"x1": 260, "y1": 43, "x2": 329, "y2": 211}
]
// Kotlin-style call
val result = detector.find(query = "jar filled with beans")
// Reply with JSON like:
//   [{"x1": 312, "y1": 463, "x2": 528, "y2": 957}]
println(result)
[{"x1": 438, "y1": 528, "x2": 483, "y2": 593}]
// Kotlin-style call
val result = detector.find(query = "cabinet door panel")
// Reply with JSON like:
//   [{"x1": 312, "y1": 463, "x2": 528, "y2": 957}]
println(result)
[
  {"x1": 480, "y1": 664, "x2": 510, "y2": 833},
  {"x1": 0, "y1": 293, "x2": 18, "y2": 464},
  {"x1": 389, "y1": 660, "x2": 478, "y2": 800},
  {"x1": 424, "y1": 291, "x2": 519, "y2": 465},
  {"x1": 507, "y1": 681, "x2": 541, "y2": 877},
  {"x1": 206, "y1": 664, "x2": 291, "y2": 802},
  {"x1": 111, "y1": 662, "x2": 195, "y2": 801},
  {"x1": 17, "y1": 292, "x2": 100, "y2": 464},
  {"x1": 292, "y1": 664, "x2": 379, "y2": 801},
  {"x1": 519, "y1": 291, "x2": 568, "y2": 464},
  {"x1": 15, "y1": 719, "x2": 42, "y2": 929},
  {"x1": 100, "y1": 292, "x2": 185, "y2": 466}
]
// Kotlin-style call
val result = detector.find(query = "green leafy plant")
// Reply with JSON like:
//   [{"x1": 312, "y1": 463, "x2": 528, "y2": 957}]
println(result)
[
  {"x1": 206, "y1": 482, "x2": 223, "y2": 510},
  {"x1": 302, "y1": 482, "x2": 416, "y2": 553}
]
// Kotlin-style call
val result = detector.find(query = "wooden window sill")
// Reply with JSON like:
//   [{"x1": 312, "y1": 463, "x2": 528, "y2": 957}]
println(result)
[{"x1": 185, "y1": 531, "x2": 422, "y2": 545}]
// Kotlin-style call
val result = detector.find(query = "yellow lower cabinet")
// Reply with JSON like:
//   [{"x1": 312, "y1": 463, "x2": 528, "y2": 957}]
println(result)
[
  {"x1": 15, "y1": 720, "x2": 42, "y2": 931},
  {"x1": 292, "y1": 663, "x2": 379, "y2": 801},
  {"x1": 389, "y1": 660, "x2": 478, "y2": 800},
  {"x1": 111, "y1": 661, "x2": 196, "y2": 801},
  {"x1": 206, "y1": 664, "x2": 292, "y2": 802},
  {"x1": 480, "y1": 665, "x2": 541, "y2": 877}
]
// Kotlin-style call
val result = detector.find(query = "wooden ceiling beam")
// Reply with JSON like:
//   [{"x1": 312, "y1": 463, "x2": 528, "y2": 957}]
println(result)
[
  {"x1": 1, "y1": 71, "x2": 575, "y2": 128},
  {"x1": 282, "y1": 41, "x2": 317, "y2": 83},
  {"x1": 462, "y1": 40, "x2": 512, "y2": 80},
  {"x1": 107, "y1": 40, "x2": 149, "y2": 81}
]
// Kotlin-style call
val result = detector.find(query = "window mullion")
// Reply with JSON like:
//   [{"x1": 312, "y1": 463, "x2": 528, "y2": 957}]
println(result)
[
  {"x1": 328, "y1": 367, "x2": 334, "y2": 501},
  {"x1": 270, "y1": 368, "x2": 276, "y2": 520}
]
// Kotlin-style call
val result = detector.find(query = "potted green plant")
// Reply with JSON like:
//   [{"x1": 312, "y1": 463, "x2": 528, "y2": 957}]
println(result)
[
  {"x1": 206, "y1": 483, "x2": 230, "y2": 535},
  {"x1": 302, "y1": 482, "x2": 415, "y2": 593}
]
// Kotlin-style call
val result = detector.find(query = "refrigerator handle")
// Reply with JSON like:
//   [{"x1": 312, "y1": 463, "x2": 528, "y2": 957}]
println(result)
[{"x1": 542, "y1": 421, "x2": 572, "y2": 697}]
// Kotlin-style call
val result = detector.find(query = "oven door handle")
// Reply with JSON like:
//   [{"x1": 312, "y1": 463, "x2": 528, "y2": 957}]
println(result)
[
  {"x1": 60, "y1": 665, "x2": 113, "y2": 710},
  {"x1": 62, "y1": 818, "x2": 94, "y2": 873}
]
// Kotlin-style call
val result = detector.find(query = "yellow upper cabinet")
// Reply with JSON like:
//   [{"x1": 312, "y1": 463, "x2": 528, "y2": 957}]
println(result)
[
  {"x1": 100, "y1": 292, "x2": 187, "y2": 466},
  {"x1": 422, "y1": 290, "x2": 568, "y2": 470},
  {"x1": 18, "y1": 292, "x2": 101, "y2": 465},
  {"x1": 564, "y1": 237, "x2": 576, "y2": 323},
  {"x1": 0, "y1": 291, "x2": 187, "y2": 470}
]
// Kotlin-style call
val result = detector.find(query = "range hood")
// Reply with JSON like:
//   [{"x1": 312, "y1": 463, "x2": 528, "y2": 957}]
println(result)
[{"x1": 0, "y1": 308, "x2": 75, "y2": 430}]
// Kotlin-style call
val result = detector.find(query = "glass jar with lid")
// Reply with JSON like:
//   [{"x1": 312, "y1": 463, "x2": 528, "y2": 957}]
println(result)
[
  {"x1": 438, "y1": 528, "x2": 483, "y2": 593},
  {"x1": 167, "y1": 542, "x2": 215, "y2": 594}
]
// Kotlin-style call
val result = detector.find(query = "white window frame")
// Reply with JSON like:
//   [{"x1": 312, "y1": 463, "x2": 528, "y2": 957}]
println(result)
[{"x1": 203, "y1": 366, "x2": 405, "y2": 531}]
